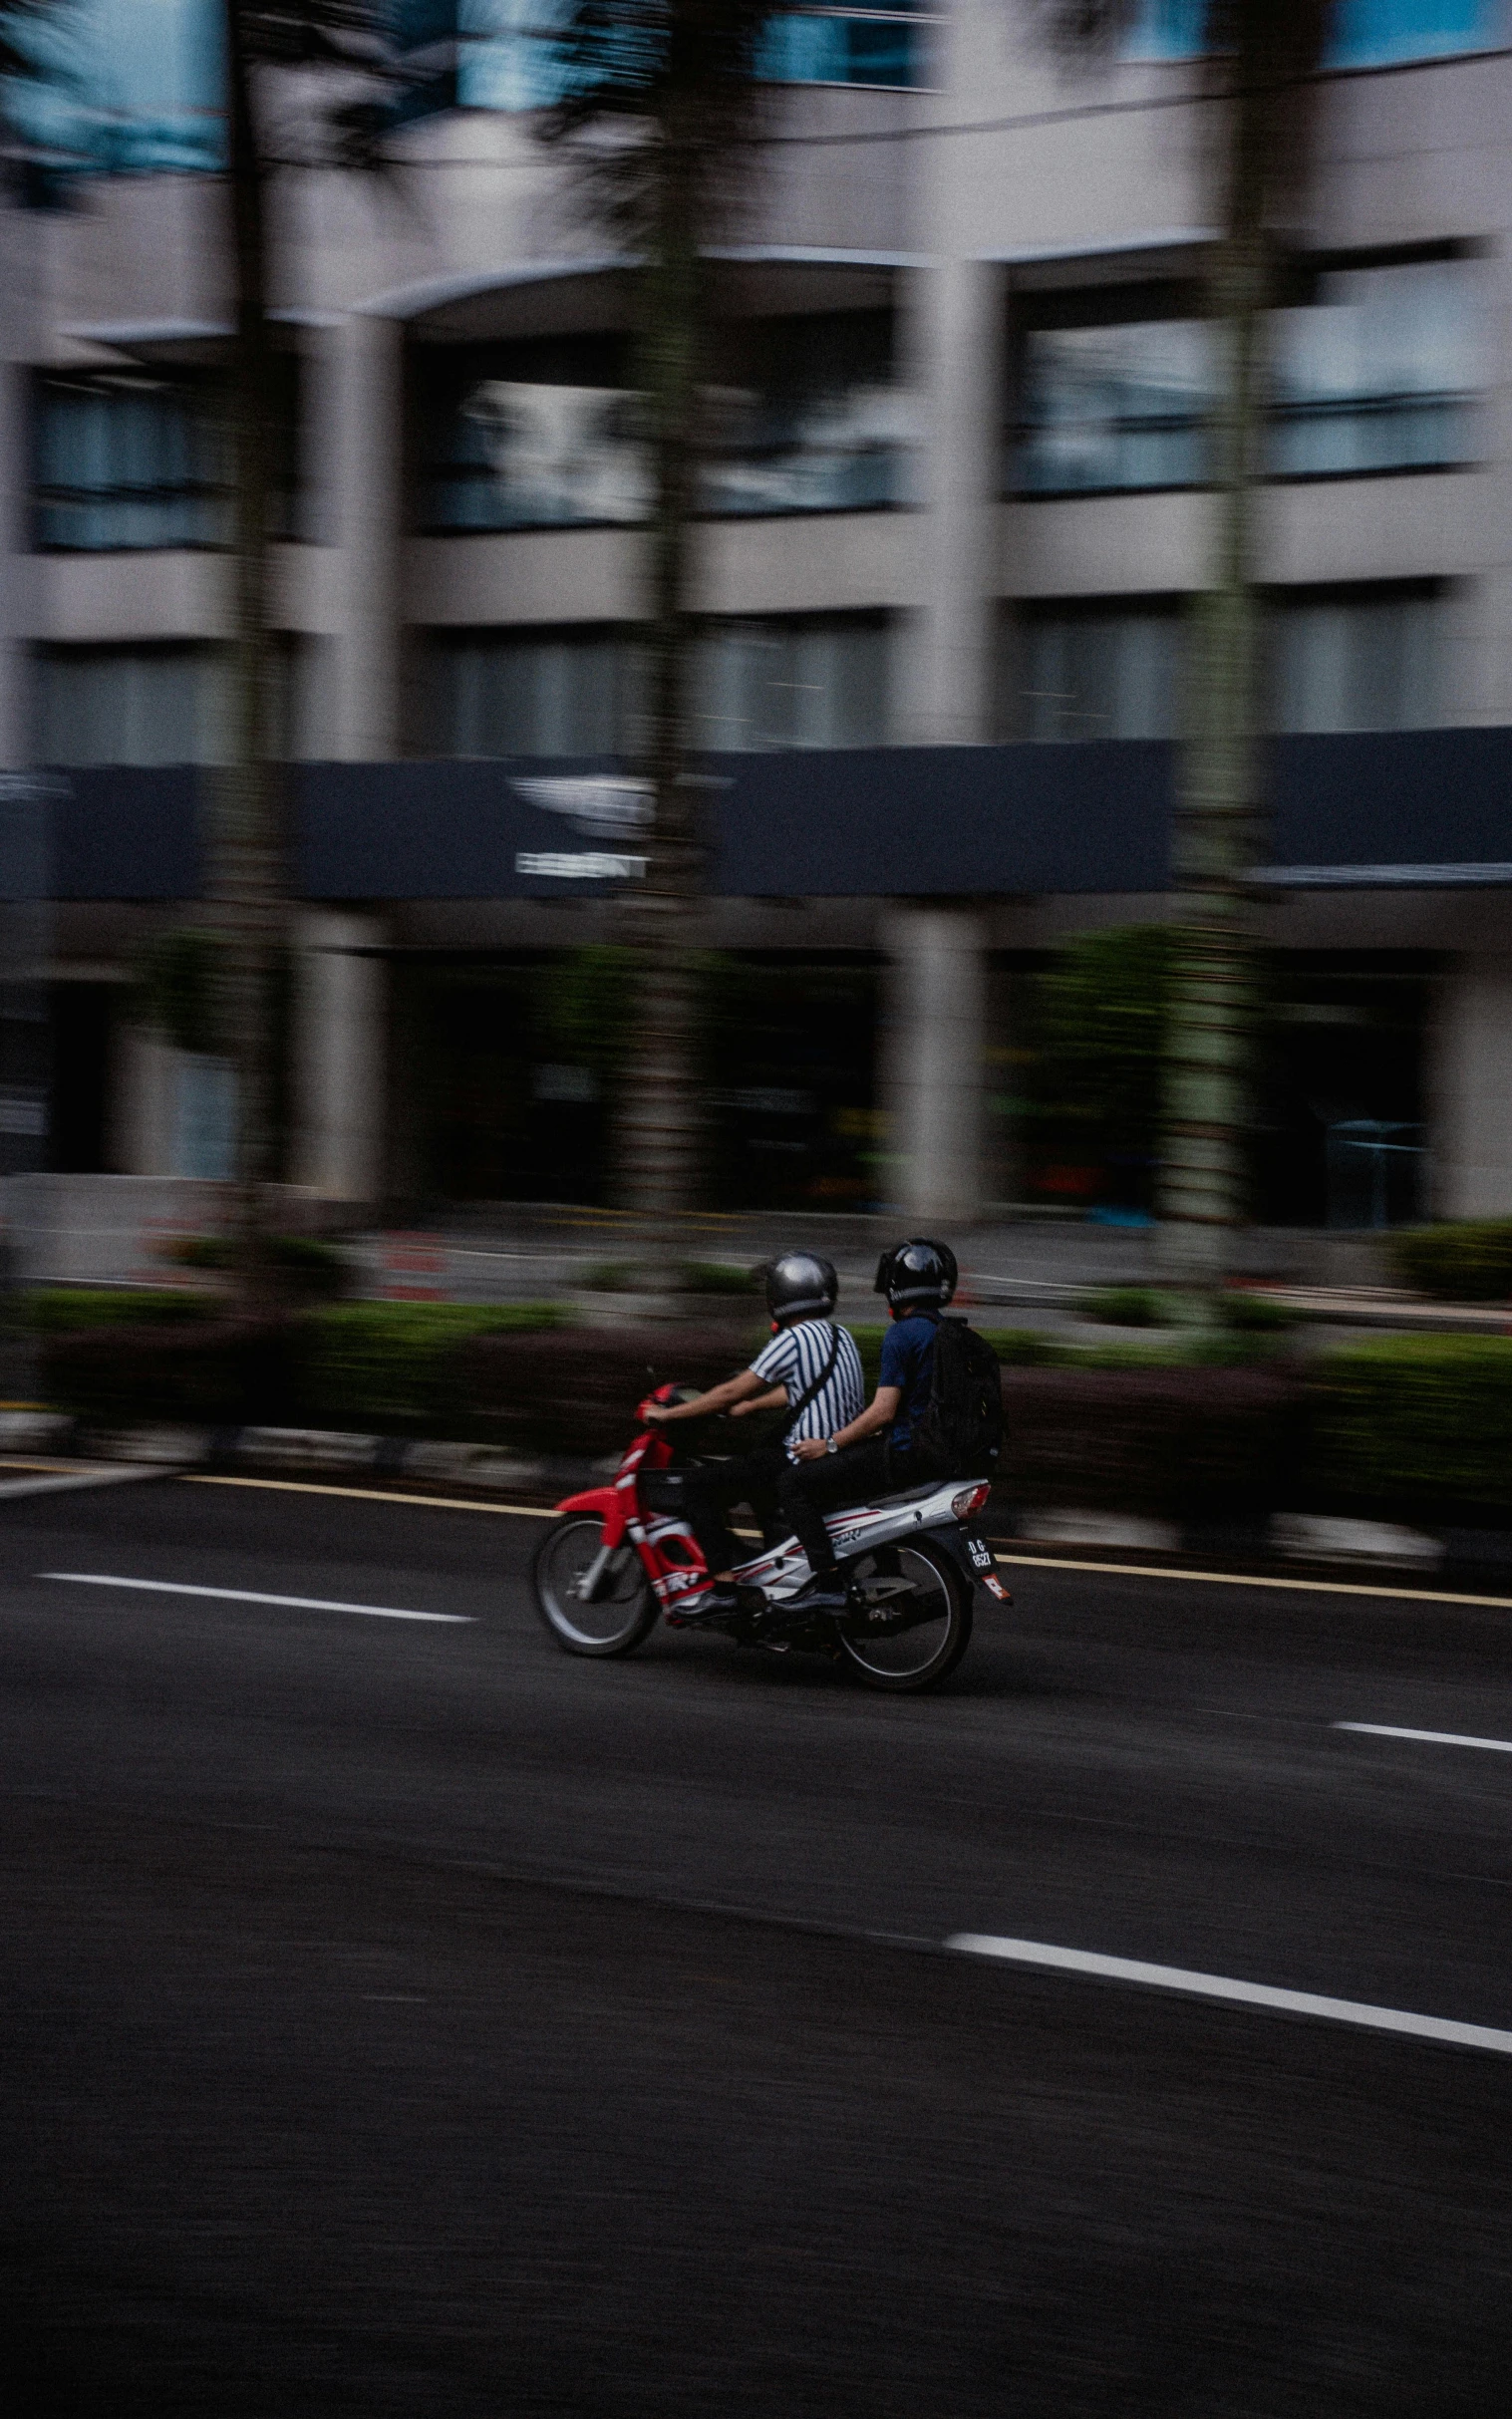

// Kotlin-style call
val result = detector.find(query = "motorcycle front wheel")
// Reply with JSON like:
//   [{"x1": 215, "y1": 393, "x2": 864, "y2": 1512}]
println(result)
[
  {"x1": 532, "y1": 1515, "x2": 658, "y2": 1658},
  {"x1": 838, "y1": 1534, "x2": 972, "y2": 1693}
]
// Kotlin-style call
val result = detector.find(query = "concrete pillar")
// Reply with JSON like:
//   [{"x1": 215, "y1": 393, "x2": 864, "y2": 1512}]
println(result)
[
  {"x1": 111, "y1": 1028, "x2": 179, "y2": 1176},
  {"x1": 902, "y1": 257, "x2": 1006, "y2": 745},
  {"x1": 880, "y1": 904, "x2": 988, "y2": 1221},
  {"x1": 327, "y1": 314, "x2": 405, "y2": 760},
  {"x1": 1429, "y1": 954, "x2": 1512, "y2": 1218},
  {"x1": 0, "y1": 192, "x2": 38, "y2": 770},
  {"x1": 290, "y1": 911, "x2": 387, "y2": 1202}
]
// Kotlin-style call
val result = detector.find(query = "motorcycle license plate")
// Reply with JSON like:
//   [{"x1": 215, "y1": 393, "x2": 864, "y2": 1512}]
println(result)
[{"x1": 963, "y1": 1527, "x2": 1011, "y2": 1601}]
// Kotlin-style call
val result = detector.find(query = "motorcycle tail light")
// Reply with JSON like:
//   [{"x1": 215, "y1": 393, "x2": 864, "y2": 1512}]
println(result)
[{"x1": 952, "y1": 1483, "x2": 992, "y2": 1521}]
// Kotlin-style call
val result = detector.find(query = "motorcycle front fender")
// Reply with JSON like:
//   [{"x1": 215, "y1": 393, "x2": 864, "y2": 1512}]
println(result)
[{"x1": 554, "y1": 1483, "x2": 628, "y2": 1550}]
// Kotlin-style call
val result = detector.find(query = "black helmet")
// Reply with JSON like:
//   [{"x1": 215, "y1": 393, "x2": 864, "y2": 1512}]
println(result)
[
  {"x1": 874, "y1": 1237, "x2": 957, "y2": 1311},
  {"x1": 764, "y1": 1251, "x2": 838, "y2": 1323}
]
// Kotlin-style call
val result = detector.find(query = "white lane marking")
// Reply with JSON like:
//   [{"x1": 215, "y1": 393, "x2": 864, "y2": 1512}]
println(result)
[
  {"x1": 948, "y1": 1934, "x2": 1512, "y2": 2057},
  {"x1": 40, "y1": 1573, "x2": 471, "y2": 1624},
  {"x1": 1335, "y1": 1721, "x2": 1512, "y2": 1755}
]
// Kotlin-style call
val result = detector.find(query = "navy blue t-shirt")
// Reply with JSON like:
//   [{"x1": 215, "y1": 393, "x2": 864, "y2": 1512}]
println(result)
[{"x1": 879, "y1": 1312, "x2": 939, "y2": 1451}]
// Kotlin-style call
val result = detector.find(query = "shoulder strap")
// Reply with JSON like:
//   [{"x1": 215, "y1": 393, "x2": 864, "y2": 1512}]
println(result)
[{"x1": 780, "y1": 1322, "x2": 842, "y2": 1437}]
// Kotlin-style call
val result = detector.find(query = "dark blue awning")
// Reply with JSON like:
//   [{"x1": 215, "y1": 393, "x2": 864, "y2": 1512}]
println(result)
[{"x1": 42, "y1": 729, "x2": 1512, "y2": 902}]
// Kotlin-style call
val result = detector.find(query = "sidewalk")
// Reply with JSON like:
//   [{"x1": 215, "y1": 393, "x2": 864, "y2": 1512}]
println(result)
[{"x1": 351, "y1": 1208, "x2": 1400, "y2": 1318}]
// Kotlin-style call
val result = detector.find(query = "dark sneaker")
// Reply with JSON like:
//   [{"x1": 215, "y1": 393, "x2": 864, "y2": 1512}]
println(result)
[
  {"x1": 683, "y1": 1586, "x2": 741, "y2": 1622},
  {"x1": 770, "y1": 1576, "x2": 849, "y2": 1619}
]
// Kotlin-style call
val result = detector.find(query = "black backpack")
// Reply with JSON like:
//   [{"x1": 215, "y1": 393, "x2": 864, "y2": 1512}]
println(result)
[{"x1": 914, "y1": 1317, "x2": 1004, "y2": 1479}]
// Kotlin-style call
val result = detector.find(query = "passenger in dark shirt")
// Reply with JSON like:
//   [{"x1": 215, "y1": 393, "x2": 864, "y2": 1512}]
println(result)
[
  {"x1": 878, "y1": 1310, "x2": 940, "y2": 1455},
  {"x1": 780, "y1": 1238, "x2": 957, "y2": 1613}
]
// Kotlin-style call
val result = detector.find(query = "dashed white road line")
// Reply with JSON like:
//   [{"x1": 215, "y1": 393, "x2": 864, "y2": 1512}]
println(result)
[
  {"x1": 948, "y1": 1934, "x2": 1512, "y2": 2057},
  {"x1": 1335, "y1": 1721, "x2": 1512, "y2": 1755},
  {"x1": 40, "y1": 1573, "x2": 472, "y2": 1624}
]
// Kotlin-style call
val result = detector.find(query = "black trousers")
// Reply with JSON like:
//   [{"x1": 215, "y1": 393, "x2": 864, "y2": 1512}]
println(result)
[
  {"x1": 779, "y1": 1437, "x2": 905, "y2": 1575},
  {"x1": 683, "y1": 1445, "x2": 788, "y2": 1580}
]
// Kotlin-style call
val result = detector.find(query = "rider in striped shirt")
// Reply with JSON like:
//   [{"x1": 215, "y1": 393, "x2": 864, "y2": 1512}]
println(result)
[{"x1": 644, "y1": 1251, "x2": 863, "y2": 1617}]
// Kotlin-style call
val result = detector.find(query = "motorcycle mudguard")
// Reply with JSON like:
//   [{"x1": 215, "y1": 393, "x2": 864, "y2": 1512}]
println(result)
[
  {"x1": 936, "y1": 1523, "x2": 1013, "y2": 1604},
  {"x1": 553, "y1": 1484, "x2": 628, "y2": 1549}
]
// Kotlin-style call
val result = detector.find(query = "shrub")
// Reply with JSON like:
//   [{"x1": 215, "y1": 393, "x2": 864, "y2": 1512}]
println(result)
[
  {"x1": 43, "y1": 1318, "x2": 296, "y2": 1427},
  {"x1": 27, "y1": 1288, "x2": 215, "y2": 1333},
  {"x1": 1309, "y1": 1335, "x2": 1512, "y2": 1517},
  {"x1": 1077, "y1": 1286, "x2": 1297, "y2": 1335},
  {"x1": 162, "y1": 1234, "x2": 351, "y2": 1299},
  {"x1": 299, "y1": 1304, "x2": 564, "y2": 1431},
  {"x1": 41, "y1": 1302, "x2": 565, "y2": 1435},
  {"x1": 1079, "y1": 1287, "x2": 1165, "y2": 1328},
  {"x1": 447, "y1": 1324, "x2": 760, "y2": 1457},
  {"x1": 1222, "y1": 1290, "x2": 1298, "y2": 1333},
  {"x1": 683, "y1": 1261, "x2": 761, "y2": 1295},
  {"x1": 581, "y1": 1260, "x2": 758, "y2": 1296},
  {"x1": 1389, "y1": 1221, "x2": 1512, "y2": 1304},
  {"x1": 1003, "y1": 1364, "x2": 1306, "y2": 1518}
]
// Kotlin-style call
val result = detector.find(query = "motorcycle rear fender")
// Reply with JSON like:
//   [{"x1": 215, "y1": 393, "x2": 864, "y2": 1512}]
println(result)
[{"x1": 553, "y1": 1483, "x2": 628, "y2": 1549}]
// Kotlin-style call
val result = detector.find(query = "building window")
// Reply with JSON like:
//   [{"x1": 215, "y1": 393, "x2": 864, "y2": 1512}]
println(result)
[
  {"x1": 696, "y1": 615, "x2": 891, "y2": 750},
  {"x1": 426, "y1": 616, "x2": 890, "y2": 755},
  {"x1": 34, "y1": 644, "x2": 225, "y2": 764},
  {"x1": 1270, "y1": 259, "x2": 1475, "y2": 478},
  {"x1": 34, "y1": 374, "x2": 226, "y2": 551},
  {"x1": 456, "y1": 0, "x2": 929, "y2": 109},
  {"x1": 1011, "y1": 604, "x2": 1182, "y2": 742},
  {"x1": 1271, "y1": 585, "x2": 1444, "y2": 731},
  {"x1": 416, "y1": 338, "x2": 645, "y2": 535},
  {"x1": 34, "y1": 362, "x2": 304, "y2": 550},
  {"x1": 1128, "y1": 0, "x2": 1504, "y2": 67},
  {"x1": 5, "y1": 0, "x2": 929, "y2": 182},
  {"x1": 704, "y1": 312, "x2": 912, "y2": 517},
  {"x1": 754, "y1": 4, "x2": 930, "y2": 91},
  {"x1": 1016, "y1": 318, "x2": 1211, "y2": 496},
  {"x1": 1016, "y1": 259, "x2": 1476, "y2": 497},
  {"x1": 417, "y1": 315, "x2": 910, "y2": 533},
  {"x1": 428, "y1": 627, "x2": 631, "y2": 756}
]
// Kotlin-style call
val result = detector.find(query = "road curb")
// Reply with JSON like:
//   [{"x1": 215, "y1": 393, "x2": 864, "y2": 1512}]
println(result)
[
  {"x1": 0, "y1": 1410, "x2": 560, "y2": 1496},
  {"x1": 6, "y1": 1409, "x2": 1512, "y2": 1573}
]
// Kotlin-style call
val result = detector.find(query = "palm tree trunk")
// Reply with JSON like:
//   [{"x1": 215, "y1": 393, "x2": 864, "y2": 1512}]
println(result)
[
  {"x1": 1157, "y1": 10, "x2": 1285, "y2": 1292},
  {"x1": 613, "y1": 149, "x2": 709, "y2": 1274},
  {"x1": 210, "y1": 0, "x2": 286, "y2": 1308}
]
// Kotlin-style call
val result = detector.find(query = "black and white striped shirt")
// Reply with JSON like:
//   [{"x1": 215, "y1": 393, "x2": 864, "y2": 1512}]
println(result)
[{"x1": 749, "y1": 1319, "x2": 866, "y2": 1462}]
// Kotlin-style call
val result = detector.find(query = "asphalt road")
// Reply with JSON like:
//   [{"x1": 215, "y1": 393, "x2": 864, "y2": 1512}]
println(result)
[{"x1": 4, "y1": 1472, "x2": 1512, "y2": 2416}]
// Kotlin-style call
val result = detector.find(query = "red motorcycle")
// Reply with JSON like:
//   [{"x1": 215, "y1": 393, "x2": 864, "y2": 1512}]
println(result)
[{"x1": 530, "y1": 1384, "x2": 1011, "y2": 1694}]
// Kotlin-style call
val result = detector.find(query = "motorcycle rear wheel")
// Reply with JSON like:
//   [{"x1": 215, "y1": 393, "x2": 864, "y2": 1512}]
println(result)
[
  {"x1": 532, "y1": 1515, "x2": 657, "y2": 1657},
  {"x1": 837, "y1": 1535, "x2": 972, "y2": 1693}
]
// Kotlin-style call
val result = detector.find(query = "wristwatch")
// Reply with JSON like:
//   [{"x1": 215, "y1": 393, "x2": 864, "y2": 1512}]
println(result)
[{"x1": 825, "y1": 1436, "x2": 838, "y2": 1454}]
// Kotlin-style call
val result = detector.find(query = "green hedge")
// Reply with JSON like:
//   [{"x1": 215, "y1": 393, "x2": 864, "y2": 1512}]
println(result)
[
  {"x1": 28, "y1": 1288, "x2": 216, "y2": 1332},
  {"x1": 298, "y1": 1304, "x2": 563, "y2": 1430},
  {"x1": 1005, "y1": 1364, "x2": 1304, "y2": 1517},
  {"x1": 1308, "y1": 1335, "x2": 1512, "y2": 1517},
  {"x1": 1389, "y1": 1221, "x2": 1512, "y2": 1303},
  {"x1": 41, "y1": 1302, "x2": 564, "y2": 1433},
  {"x1": 33, "y1": 1302, "x2": 1512, "y2": 1527}
]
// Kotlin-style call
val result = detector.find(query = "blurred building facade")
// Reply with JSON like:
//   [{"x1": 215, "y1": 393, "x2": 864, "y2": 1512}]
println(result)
[{"x1": 5, "y1": 0, "x2": 1512, "y2": 1227}]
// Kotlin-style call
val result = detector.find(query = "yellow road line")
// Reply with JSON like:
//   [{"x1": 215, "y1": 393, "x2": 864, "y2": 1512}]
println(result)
[
  {"x1": 174, "y1": 1478, "x2": 1512, "y2": 1612},
  {"x1": 993, "y1": 1552, "x2": 1512, "y2": 1614},
  {"x1": 180, "y1": 1473, "x2": 559, "y2": 1517}
]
